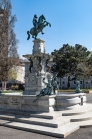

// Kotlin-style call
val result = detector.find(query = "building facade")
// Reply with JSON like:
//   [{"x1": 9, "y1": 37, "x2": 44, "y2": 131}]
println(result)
[
  {"x1": 8, "y1": 59, "x2": 25, "y2": 84},
  {"x1": 58, "y1": 76, "x2": 92, "y2": 89}
]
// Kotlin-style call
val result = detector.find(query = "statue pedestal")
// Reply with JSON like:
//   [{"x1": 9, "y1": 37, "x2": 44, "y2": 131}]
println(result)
[
  {"x1": 32, "y1": 39, "x2": 45, "y2": 54},
  {"x1": 23, "y1": 39, "x2": 53, "y2": 95},
  {"x1": 23, "y1": 73, "x2": 46, "y2": 95}
]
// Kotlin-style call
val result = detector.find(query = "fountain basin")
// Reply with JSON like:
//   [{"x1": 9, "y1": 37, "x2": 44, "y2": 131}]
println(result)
[{"x1": 56, "y1": 93, "x2": 86, "y2": 110}]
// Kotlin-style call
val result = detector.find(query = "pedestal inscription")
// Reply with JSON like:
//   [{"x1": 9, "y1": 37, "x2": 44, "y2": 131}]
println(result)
[{"x1": 9, "y1": 96, "x2": 21, "y2": 109}]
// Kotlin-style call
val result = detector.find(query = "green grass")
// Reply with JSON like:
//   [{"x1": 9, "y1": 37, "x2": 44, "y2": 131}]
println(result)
[
  {"x1": 1, "y1": 90, "x2": 23, "y2": 93},
  {"x1": 58, "y1": 89, "x2": 92, "y2": 92}
]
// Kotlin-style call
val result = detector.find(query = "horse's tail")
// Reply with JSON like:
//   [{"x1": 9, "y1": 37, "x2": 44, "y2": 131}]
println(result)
[{"x1": 27, "y1": 31, "x2": 31, "y2": 40}]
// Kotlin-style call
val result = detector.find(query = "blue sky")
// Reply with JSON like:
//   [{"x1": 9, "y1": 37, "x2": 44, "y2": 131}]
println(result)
[{"x1": 11, "y1": 0, "x2": 92, "y2": 57}]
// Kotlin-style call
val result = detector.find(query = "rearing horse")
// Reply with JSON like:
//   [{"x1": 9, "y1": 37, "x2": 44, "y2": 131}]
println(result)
[{"x1": 27, "y1": 15, "x2": 51, "y2": 40}]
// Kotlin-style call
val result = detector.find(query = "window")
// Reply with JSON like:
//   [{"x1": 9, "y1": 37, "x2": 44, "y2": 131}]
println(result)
[
  {"x1": 74, "y1": 81, "x2": 76, "y2": 84},
  {"x1": 80, "y1": 81, "x2": 82, "y2": 84}
]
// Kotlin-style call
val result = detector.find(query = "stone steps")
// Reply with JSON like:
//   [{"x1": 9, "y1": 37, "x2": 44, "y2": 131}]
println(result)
[
  {"x1": 30, "y1": 112, "x2": 62, "y2": 119},
  {"x1": 0, "y1": 103, "x2": 92, "y2": 119},
  {"x1": 69, "y1": 112, "x2": 92, "y2": 122},
  {"x1": 74, "y1": 119, "x2": 92, "y2": 128},
  {"x1": 0, "y1": 114, "x2": 69, "y2": 128},
  {"x1": 0, "y1": 119, "x2": 79, "y2": 138},
  {"x1": 62, "y1": 103, "x2": 92, "y2": 116},
  {"x1": 0, "y1": 104, "x2": 92, "y2": 137},
  {"x1": 0, "y1": 109, "x2": 61, "y2": 119}
]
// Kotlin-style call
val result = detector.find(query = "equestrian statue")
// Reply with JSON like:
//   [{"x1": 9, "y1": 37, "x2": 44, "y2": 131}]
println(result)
[{"x1": 27, "y1": 14, "x2": 51, "y2": 40}]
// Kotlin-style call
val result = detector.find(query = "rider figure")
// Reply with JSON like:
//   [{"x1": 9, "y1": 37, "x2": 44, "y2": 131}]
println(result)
[{"x1": 32, "y1": 14, "x2": 38, "y2": 30}]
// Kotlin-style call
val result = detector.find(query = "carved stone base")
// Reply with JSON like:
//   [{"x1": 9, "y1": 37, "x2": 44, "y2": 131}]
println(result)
[
  {"x1": 0, "y1": 94, "x2": 56, "y2": 112},
  {"x1": 23, "y1": 39, "x2": 54, "y2": 96},
  {"x1": 24, "y1": 72, "x2": 52, "y2": 95},
  {"x1": 0, "y1": 93, "x2": 87, "y2": 112}
]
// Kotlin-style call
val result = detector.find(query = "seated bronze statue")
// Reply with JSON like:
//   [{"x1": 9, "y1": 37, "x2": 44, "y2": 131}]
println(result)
[{"x1": 33, "y1": 73, "x2": 59, "y2": 102}]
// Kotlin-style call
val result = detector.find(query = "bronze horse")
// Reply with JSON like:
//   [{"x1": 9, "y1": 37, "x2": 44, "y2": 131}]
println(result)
[{"x1": 27, "y1": 14, "x2": 51, "y2": 40}]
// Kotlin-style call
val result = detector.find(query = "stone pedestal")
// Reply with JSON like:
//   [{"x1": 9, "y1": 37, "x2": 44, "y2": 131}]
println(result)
[
  {"x1": 32, "y1": 39, "x2": 45, "y2": 54},
  {"x1": 23, "y1": 39, "x2": 53, "y2": 95},
  {"x1": 23, "y1": 72, "x2": 46, "y2": 95}
]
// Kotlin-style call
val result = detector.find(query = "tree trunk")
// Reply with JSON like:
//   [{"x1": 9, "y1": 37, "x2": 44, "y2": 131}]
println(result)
[
  {"x1": 67, "y1": 76, "x2": 70, "y2": 89},
  {"x1": 2, "y1": 81, "x2": 6, "y2": 91},
  {"x1": 2, "y1": 81, "x2": 4, "y2": 91},
  {"x1": 83, "y1": 79, "x2": 84, "y2": 89}
]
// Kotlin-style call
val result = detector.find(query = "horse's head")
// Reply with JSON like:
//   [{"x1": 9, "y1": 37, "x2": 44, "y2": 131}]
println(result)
[
  {"x1": 38, "y1": 14, "x2": 46, "y2": 26},
  {"x1": 41, "y1": 14, "x2": 46, "y2": 21}
]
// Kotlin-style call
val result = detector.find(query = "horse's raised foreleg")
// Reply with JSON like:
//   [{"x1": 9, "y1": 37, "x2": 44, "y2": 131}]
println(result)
[
  {"x1": 47, "y1": 22, "x2": 51, "y2": 27},
  {"x1": 45, "y1": 21, "x2": 51, "y2": 27}
]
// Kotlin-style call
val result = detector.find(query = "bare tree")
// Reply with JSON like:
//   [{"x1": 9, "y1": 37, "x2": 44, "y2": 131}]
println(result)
[{"x1": 0, "y1": 0, "x2": 19, "y2": 89}]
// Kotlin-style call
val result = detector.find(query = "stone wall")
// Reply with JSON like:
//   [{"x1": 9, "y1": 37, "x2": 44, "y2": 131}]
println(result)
[
  {"x1": 0, "y1": 93, "x2": 86, "y2": 112},
  {"x1": 0, "y1": 94, "x2": 56, "y2": 112}
]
